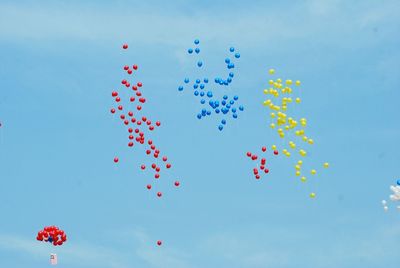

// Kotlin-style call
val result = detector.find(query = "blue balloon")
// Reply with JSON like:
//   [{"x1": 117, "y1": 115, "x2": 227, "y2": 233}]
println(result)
[
  {"x1": 226, "y1": 104, "x2": 231, "y2": 109},
  {"x1": 222, "y1": 108, "x2": 229, "y2": 114},
  {"x1": 232, "y1": 108, "x2": 237, "y2": 113},
  {"x1": 201, "y1": 109, "x2": 207, "y2": 116},
  {"x1": 229, "y1": 100, "x2": 234, "y2": 105},
  {"x1": 222, "y1": 100, "x2": 226, "y2": 106},
  {"x1": 207, "y1": 91, "x2": 213, "y2": 98},
  {"x1": 218, "y1": 125, "x2": 223, "y2": 131},
  {"x1": 233, "y1": 95, "x2": 239, "y2": 100},
  {"x1": 200, "y1": 91, "x2": 205, "y2": 97},
  {"x1": 215, "y1": 101, "x2": 220, "y2": 107},
  {"x1": 197, "y1": 61, "x2": 203, "y2": 67},
  {"x1": 194, "y1": 39, "x2": 200, "y2": 45},
  {"x1": 223, "y1": 95, "x2": 228, "y2": 100},
  {"x1": 397, "y1": 179, "x2": 400, "y2": 186},
  {"x1": 227, "y1": 77, "x2": 232, "y2": 83},
  {"x1": 221, "y1": 119, "x2": 226, "y2": 125},
  {"x1": 48, "y1": 237, "x2": 53, "y2": 243},
  {"x1": 193, "y1": 84, "x2": 198, "y2": 89},
  {"x1": 197, "y1": 114, "x2": 202, "y2": 119},
  {"x1": 188, "y1": 48, "x2": 193, "y2": 54},
  {"x1": 215, "y1": 78, "x2": 220, "y2": 83},
  {"x1": 184, "y1": 78, "x2": 189, "y2": 83},
  {"x1": 229, "y1": 72, "x2": 234, "y2": 78},
  {"x1": 204, "y1": 78, "x2": 209, "y2": 83},
  {"x1": 215, "y1": 109, "x2": 220, "y2": 114},
  {"x1": 178, "y1": 86, "x2": 184, "y2": 91},
  {"x1": 225, "y1": 58, "x2": 230, "y2": 64},
  {"x1": 224, "y1": 80, "x2": 228, "y2": 85},
  {"x1": 196, "y1": 79, "x2": 201, "y2": 84},
  {"x1": 229, "y1": 47, "x2": 235, "y2": 52},
  {"x1": 233, "y1": 113, "x2": 238, "y2": 119},
  {"x1": 194, "y1": 91, "x2": 199, "y2": 96},
  {"x1": 195, "y1": 48, "x2": 200, "y2": 54},
  {"x1": 235, "y1": 53, "x2": 240, "y2": 58},
  {"x1": 200, "y1": 84, "x2": 205, "y2": 89},
  {"x1": 200, "y1": 99, "x2": 205, "y2": 104},
  {"x1": 206, "y1": 110, "x2": 211, "y2": 115},
  {"x1": 239, "y1": 105, "x2": 244, "y2": 111}
]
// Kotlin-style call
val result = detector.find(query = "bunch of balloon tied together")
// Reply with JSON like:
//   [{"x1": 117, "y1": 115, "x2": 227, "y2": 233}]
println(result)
[
  {"x1": 382, "y1": 179, "x2": 400, "y2": 212},
  {"x1": 36, "y1": 226, "x2": 67, "y2": 265},
  {"x1": 246, "y1": 68, "x2": 329, "y2": 198},
  {"x1": 177, "y1": 39, "x2": 244, "y2": 131},
  {"x1": 109, "y1": 43, "x2": 182, "y2": 247}
]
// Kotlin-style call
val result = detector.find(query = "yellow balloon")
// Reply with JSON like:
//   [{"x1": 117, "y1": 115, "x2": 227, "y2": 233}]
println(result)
[
  {"x1": 270, "y1": 123, "x2": 276, "y2": 129},
  {"x1": 295, "y1": 170, "x2": 300, "y2": 176},
  {"x1": 297, "y1": 160, "x2": 303, "y2": 165},
  {"x1": 308, "y1": 139, "x2": 314, "y2": 145},
  {"x1": 269, "y1": 80, "x2": 274, "y2": 85},
  {"x1": 301, "y1": 176, "x2": 307, "y2": 182},
  {"x1": 285, "y1": 79, "x2": 292, "y2": 85},
  {"x1": 295, "y1": 165, "x2": 301, "y2": 170},
  {"x1": 310, "y1": 192, "x2": 316, "y2": 198},
  {"x1": 270, "y1": 112, "x2": 276, "y2": 118},
  {"x1": 272, "y1": 145, "x2": 277, "y2": 150},
  {"x1": 311, "y1": 169, "x2": 316, "y2": 175},
  {"x1": 269, "y1": 69, "x2": 275, "y2": 75},
  {"x1": 323, "y1": 162, "x2": 329, "y2": 168},
  {"x1": 295, "y1": 80, "x2": 301, "y2": 86},
  {"x1": 296, "y1": 97, "x2": 301, "y2": 103},
  {"x1": 277, "y1": 78, "x2": 282, "y2": 83}
]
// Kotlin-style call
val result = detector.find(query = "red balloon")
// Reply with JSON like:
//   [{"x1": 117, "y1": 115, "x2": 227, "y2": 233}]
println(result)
[
  {"x1": 155, "y1": 173, "x2": 160, "y2": 179},
  {"x1": 136, "y1": 91, "x2": 142, "y2": 97},
  {"x1": 162, "y1": 156, "x2": 167, "y2": 162},
  {"x1": 128, "y1": 142, "x2": 133, "y2": 147},
  {"x1": 57, "y1": 241, "x2": 63, "y2": 246},
  {"x1": 131, "y1": 118, "x2": 136, "y2": 123},
  {"x1": 251, "y1": 155, "x2": 257, "y2": 160},
  {"x1": 124, "y1": 65, "x2": 129, "y2": 70},
  {"x1": 166, "y1": 163, "x2": 171, "y2": 169},
  {"x1": 141, "y1": 165, "x2": 146, "y2": 170},
  {"x1": 122, "y1": 44, "x2": 128, "y2": 49},
  {"x1": 156, "y1": 121, "x2": 161, "y2": 127},
  {"x1": 150, "y1": 145, "x2": 156, "y2": 150},
  {"x1": 137, "y1": 82, "x2": 143, "y2": 87},
  {"x1": 139, "y1": 132, "x2": 144, "y2": 137},
  {"x1": 147, "y1": 184, "x2": 152, "y2": 190},
  {"x1": 124, "y1": 120, "x2": 129, "y2": 125},
  {"x1": 109, "y1": 108, "x2": 115, "y2": 113},
  {"x1": 135, "y1": 128, "x2": 140, "y2": 133},
  {"x1": 137, "y1": 106, "x2": 142, "y2": 111},
  {"x1": 114, "y1": 157, "x2": 119, "y2": 163},
  {"x1": 116, "y1": 97, "x2": 121, "y2": 102},
  {"x1": 273, "y1": 150, "x2": 278, "y2": 155},
  {"x1": 121, "y1": 79, "x2": 127, "y2": 85},
  {"x1": 260, "y1": 165, "x2": 265, "y2": 170},
  {"x1": 130, "y1": 97, "x2": 135, "y2": 102},
  {"x1": 261, "y1": 158, "x2": 266, "y2": 165},
  {"x1": 120, "y1": 115, "x2": 125, "y2": 119},
  {"x1": 139, "y1": 98, "x2": 146, "y2": 103},
  {"x1": 112, "y1": 91, "x2": 118, "y2": 97},
  {"x1": 127, "y1": 69, "x2": 132, "y2": 74},
  {"x1": 148, "y1": 140, "x2": 153, "y2": 145},
  {"x1": 157, "y1": 240, "x2": 162, "y2": 246},
  {"x1": 174, "y1": 181, "x2": 180, "y2": 187},
  {"x1": 142, "y1": 116, "x2": 147, "y2": 122},
  {"x1": 149, "y1": 126, "x2": 154, "y2": 131},
  {"x1": 262, "y1": 146, "x2": 266, "y2": 152},
  {"x1": 246, "y1": 152, "x2": 252, "y2": 157},
  {"x1": 128, "y1": 111, "x2": 133, "y2": 117},
  {"x1": 154, "y1": 153, "x2": 159, "y2": 158},
  {"x1": 151, "y1": 163, "x2": 156, "y2": 169},
  {"x1": 146, "y1": 120, "x2": 151, "y2": 125},
  {"x1": 133, "y1": 64, "x2": 138, "y2": 70},
  {"x1": 128, "y1": 128, "x2": 133, "y2": 133},
  {"x1": 125, "y1": 83, "x2": 130, "y2": 88},
  {"x1": 118, "y1": 105, "x2": 123, "y2": 111},
  {"x1": 155, "y1": 167, "x2": 160, "y2": 172},
  {"x1": 157, "y1": 192, "x2": 162, "y2": 197},
  {"x1": 253, "y1": 168, "x2": 258, "y2": 174},
  {"x1": 264, "y1": 169, "x2": 269, "y2": 173},
  {"x1": 129, "y1": 135, "x2": 134, "y2": 140},
  {"x1": 137, "y1": 121, "x2": 142, "y2": 125},
  {"x1": 255, "y1": 175, "x2": 260, "y2": 179},
  {"x1": 132, "y1": 85, "x2": 138, "y2": 91},
  {"x1": 155, "y1": 149, "x2": 160, "y2": 154},
  {"x1": 146, "y1": 150, "x2": 151, "y2": 155}
]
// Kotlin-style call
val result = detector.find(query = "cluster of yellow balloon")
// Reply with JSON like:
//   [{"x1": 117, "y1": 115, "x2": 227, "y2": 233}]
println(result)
[{"x1": 263, "y1": 69, "x2": 329, "y2": 198}]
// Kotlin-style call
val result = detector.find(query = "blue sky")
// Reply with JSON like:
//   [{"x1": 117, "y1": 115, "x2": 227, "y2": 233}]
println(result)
[{"x1": 0, "y1": 0, "x2": 399, "y2": 267}]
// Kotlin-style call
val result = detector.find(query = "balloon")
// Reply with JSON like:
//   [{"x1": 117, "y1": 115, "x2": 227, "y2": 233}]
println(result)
[
  {"x1": 174, "y1": 181, "x2": 180, "y2": 187},
  {"x1": 157, "y1": 240, "x2": 162, "y2": 246},
  {"x1": 123, "y1": 44, "x2": 128, "y2": 49}
]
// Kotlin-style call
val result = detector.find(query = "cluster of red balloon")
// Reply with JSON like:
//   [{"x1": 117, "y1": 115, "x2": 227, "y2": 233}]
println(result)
[
  {"x1": 245, "y1": 146, "x2": 279, "y2": 180},
  {"x1": 109, "y1": 44, "x2": 182, "y2": 246},
  {"x1": 36, "y1": 226, "x2": 67, "y2": 246}
]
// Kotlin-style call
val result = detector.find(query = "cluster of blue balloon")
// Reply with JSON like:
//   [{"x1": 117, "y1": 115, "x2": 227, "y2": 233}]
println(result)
[{"x1": 178, "y1": 39, "x2": 244, "y2": 131}]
